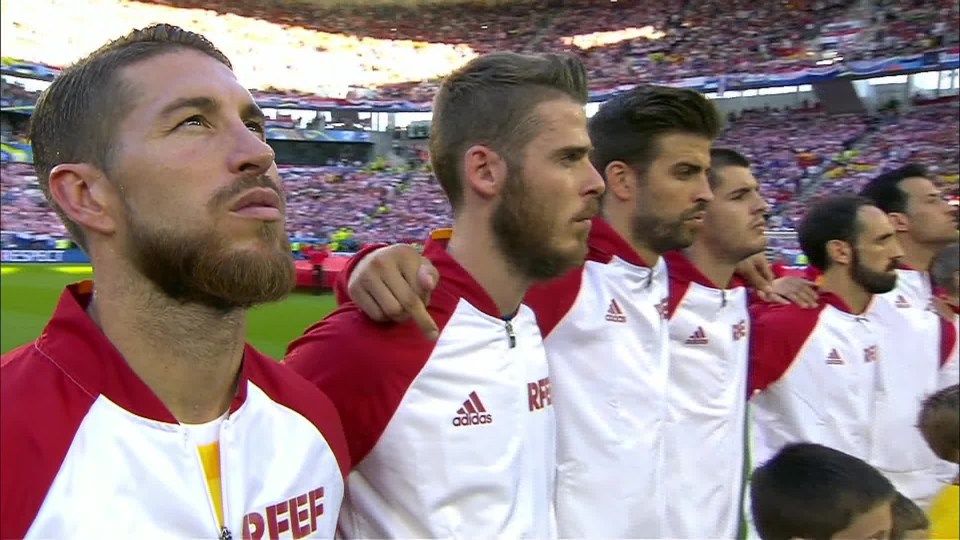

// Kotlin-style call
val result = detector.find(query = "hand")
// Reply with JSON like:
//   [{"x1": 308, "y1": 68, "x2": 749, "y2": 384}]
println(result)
[
  {"x1": 736, "y1": 253, "x2": 781, "y2": 303},
  {"x1": 770, "y1": 277, "x2": 819, "y2": 309},
  {"x1": 931, "y1": 296, "x2": 956, "y2": 322},
  {"x1": 348, "y1": 244, "x2": 440, "y2": 340}
]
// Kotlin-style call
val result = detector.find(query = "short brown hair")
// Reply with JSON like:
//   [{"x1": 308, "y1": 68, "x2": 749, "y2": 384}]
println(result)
[
  {"x1": 918, "y1": 384, "x2": 959, "y2": 462},
  {"x1": 429, "y1": 52, "x2": 589, "y2": 213},
  {"x1": 588, "y1": 85, "x2": 721, "y2": 180},
  {"x1": 29, "y1": 24, "x2": 232, "y2": 251}
]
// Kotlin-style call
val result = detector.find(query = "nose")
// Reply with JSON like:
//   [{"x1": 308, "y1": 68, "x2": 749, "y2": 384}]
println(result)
[
  {"x1": 757, "y1": 195, "x2": 770, "y2": 214},
  {"x1": 582, "y1": 162, "x2": 605, "y2": 198},
  {"x1": 696, "y1": 172, "x2": 714, "y2": 203},
  {"x1": 228, "y1": 121, "x2": 275, "y2": 176}
]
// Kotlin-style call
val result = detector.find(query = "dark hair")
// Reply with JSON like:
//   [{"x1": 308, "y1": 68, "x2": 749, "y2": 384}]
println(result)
[
  {"x1": 708, "y1": 147, "x2": 751, "y2": 190},
  {"x1": 859, "y1": 163, "x2": 930, "y2": 215},
  {"x1": 918, "y1": 384, "x2": 960, "y2": 462},
  {"x1": 588, "y1": 85, "x2": 721, "y2": 181},
  {"x1": 931, "y1": 242, "x2": 960, "y2": 295},
  {"x1": 751, "y1": 443, "x2": 896, "y2": 540},
  {"x1": 890, "y1": 492, "x2": 929, "y2": 540},
  {"x1": 798, "y1": 195, "x2": 874, "y2": 271},
  {"x1": 429, "y1": 51, "x2": 588, "y2": 213},
  {"x1": 29, "y1": 24, "x2": 232, "y2": 251}
]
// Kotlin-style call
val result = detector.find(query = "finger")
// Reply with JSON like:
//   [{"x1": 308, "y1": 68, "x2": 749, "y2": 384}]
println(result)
[
  {"x1": 768, "y1": 293, "x2": 791, "y2": 305},
  {"x1": 360, "y1": 275, "x2": 411, "y2": 323},
  {"x1": 758, "y1": 258, "x2": 776, "y2": 284},
  {"x1": 408, "y1": 298, "x2": 439, "y2": 340},
  {"x1": 417, "y1": 261, "x2": 439, "y2": 298},
  {"x1": 383, "y1": 269, "x2": 437, "y2": 339},
  {"x1": 351, "y1": 288, "x2": 390, "y2": 322},
  {"x1": 784, "y1": 291, "x2": 816, "y2": 309},
  {"x1": 798, "y1": 290, "x2": 819, "y2": 308}
]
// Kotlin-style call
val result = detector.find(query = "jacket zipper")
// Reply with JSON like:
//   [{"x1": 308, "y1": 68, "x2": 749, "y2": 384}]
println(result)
[
  {"x1": 219, "y1": 421, "x2": 232, "y2": 540},
  {"x1": 185, "y1": 428, "x2": 226, "y2": 540},
  {"x1": 505, "y1": 319, "x2": 516, "y2": 348}
]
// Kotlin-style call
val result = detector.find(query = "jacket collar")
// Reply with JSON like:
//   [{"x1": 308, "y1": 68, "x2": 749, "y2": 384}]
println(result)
[{"x1": 35, "y1": 281, "x2": 254, "y2": 423}]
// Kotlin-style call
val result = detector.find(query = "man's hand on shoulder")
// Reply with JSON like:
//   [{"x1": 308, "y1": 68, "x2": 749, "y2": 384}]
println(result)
[
  {"x1": 770, "y1": 276, "x2": 819, "y2": 309},
  {"x1": 348, "y1": 244, "x2": 440, "y2": 340}
]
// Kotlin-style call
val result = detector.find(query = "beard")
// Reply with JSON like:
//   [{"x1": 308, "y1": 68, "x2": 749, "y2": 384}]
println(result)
[
  {"x1": 491, "y1": 168, "x2": 592, "y2": 281},
  {"x1": 850, "y1": 249, "x2": 898, "y2": 295},
  {"x1": 124, "y1": 176, "x2": 296, "y2": 312},
  {"x1": 632, "y1": 199, "x2": 709, "y2": 256}
]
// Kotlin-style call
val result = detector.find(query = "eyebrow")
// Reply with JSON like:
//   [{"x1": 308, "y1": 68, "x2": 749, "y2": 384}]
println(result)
[
  {"x1": 673, "y1": 161, "x2": 706, "y2": 171},
  {"x1": 552, "y1": 145, "x2": 592, "y2": 160},
  {"x1": 875, "y1": 232, "x2": 895, "y2": 242},
  {"x1": 158, "y1": 96, "x2": 265, "y2": 124}
]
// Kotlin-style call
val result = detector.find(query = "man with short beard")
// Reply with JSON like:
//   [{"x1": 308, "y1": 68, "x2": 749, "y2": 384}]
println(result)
[
  {"x1": 285, "y1": 52, "x2": 605, "y2": 538},
  {"x1": 860, "y1": 165, "x2": 960, "y2": 506},
  {"x1": 0, "y1": 25, "x2": 349, "y2": 539},
  {"x1": 749, "y1": 196, "x2": 904, "y2": 480}
]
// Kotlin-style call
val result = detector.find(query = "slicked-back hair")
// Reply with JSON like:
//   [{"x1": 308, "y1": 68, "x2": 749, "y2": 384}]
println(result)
[
  {"x1": 708, "y1": 147, "x2": 751, "y2": 190},
  {"x1": 588, "y1": 85, "x2": 721, "y2": 182},
  {"x1": 860, "y1": 163, "x2": 930, "y2": 215},
  {"x1": 429, "y1": 52, "x2": 589, "y2": 213},
  {"x1": 29, "y1": 24, "x2": 232, "y2": 251},
  {"x1": 931, "y1": 242, "x2": 960, "y2": 296},
  {"x1": 798, "y1": 195, "x2": 874, "y2": 271},
  {"x1": 918, "y1": 384, "x2": 960, "y2": 462},
  {"x1": 751, "y1": 443, "x2": 896, "y2": 540}
]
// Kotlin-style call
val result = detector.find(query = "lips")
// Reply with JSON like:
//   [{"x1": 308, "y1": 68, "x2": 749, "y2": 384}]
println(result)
[{"x1": 229, "y1": 188, "x2": 283, "y2": 221}]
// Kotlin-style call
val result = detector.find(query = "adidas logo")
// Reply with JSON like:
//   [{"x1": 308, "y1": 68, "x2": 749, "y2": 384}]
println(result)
[
  {"x1": 451, "y1": 391, "x2": 493, "y2": 427},
  {"x1": 864, "y1": 345, "x2": 879, "y2": 363},
  {"x1": 685, "y1": 327, "x2": 709, "y2": 345},
  {"x1": 895, "y1": 295, "x2": 911, "y2": 309},
  {"x1": 605, "y1": 299, "x2": 627, "y2": 323},
  {"x1": 826, "y1": 348, "x2": 845, "y2": 365}
]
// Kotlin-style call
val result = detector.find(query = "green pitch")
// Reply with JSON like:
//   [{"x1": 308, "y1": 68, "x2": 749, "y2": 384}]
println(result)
[{"x1": 0, "y1": 264, "x2": 338, "y2": 359}]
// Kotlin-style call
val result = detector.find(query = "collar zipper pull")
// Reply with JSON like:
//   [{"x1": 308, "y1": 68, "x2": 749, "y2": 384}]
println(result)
[
  {"x1": 505, "y1": 320, "x2": 516, "y2": 348},
  {"x1": 219, "y1": 527, "x2": 232, "y2": 540},
  {"x1": 722, "y1": 290, "x2": 727, "y2": 307}
]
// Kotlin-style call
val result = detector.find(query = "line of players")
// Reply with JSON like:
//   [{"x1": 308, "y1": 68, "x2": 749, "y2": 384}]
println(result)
[
  {"x1": 2, "y1": 24, "x2": 957, "y2": 539},
  {"x1": 292, "y1": 70, "x2": 960, "y2": 538}
]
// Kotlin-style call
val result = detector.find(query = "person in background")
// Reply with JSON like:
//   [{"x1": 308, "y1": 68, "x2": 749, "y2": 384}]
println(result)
[
  {"x1": 860, "y1": 164, "x2": 959, "y2": 506},
  {"x1": 918, "y1": 384, "x2": 960, "y2": 540},
  {"x1": 750, "y1": 442, "x2": 896, "y2": 540},
  {"x1": 0, "y1": 24, "x2": 349, "y2": 540}
]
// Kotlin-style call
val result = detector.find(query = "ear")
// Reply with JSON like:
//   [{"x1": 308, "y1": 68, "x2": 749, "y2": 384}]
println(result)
[
  {"x1": 886, "y1": 212, "x2": 910, "y2": 233},
  {"x1": 604, "y1": 160, "x2": 635, "y2": 202},
  {"x1": 825, "y1": 239, "x2": 853, "y2": 266},
  {"x1": 462, "y1": 144, "x2": 508, "y2": 201},
  {"x1": 47, "y1": 163, "x2": 119, "y2": 237}
]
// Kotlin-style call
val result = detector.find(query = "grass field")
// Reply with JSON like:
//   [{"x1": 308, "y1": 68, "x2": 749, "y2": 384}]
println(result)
[{"x1": 0, "y1": 264, "x2": 339, "y2": 359}]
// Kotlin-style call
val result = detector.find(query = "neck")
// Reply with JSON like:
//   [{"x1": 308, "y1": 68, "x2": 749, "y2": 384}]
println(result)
[
  {"x1": 87, "y1": 261, "x2": 247, "y2": 424},
  {"x1": 683, "y1": 242, "x2": 738, "y2": 289},
  {"x1": 448, "y1": 215, "x2": 531, "y2": 317},
  {"x1": 897, "y1": 234, "x2": 938, "y2": 271},
  {"x1": 819, "y1": 269, "x2": 871, "y2": 315},
  {"x1": 602, "y1": 207, "x2": 660, "y2": 266}
]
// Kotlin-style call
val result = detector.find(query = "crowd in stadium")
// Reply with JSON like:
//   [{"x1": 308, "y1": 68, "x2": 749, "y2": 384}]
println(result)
[
  {"x1": 5, "y1": 98, "x2": 958, "y2": 252},
  {"x1": 2, "y1": 0, "x2": 958, "y2": 102}
]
